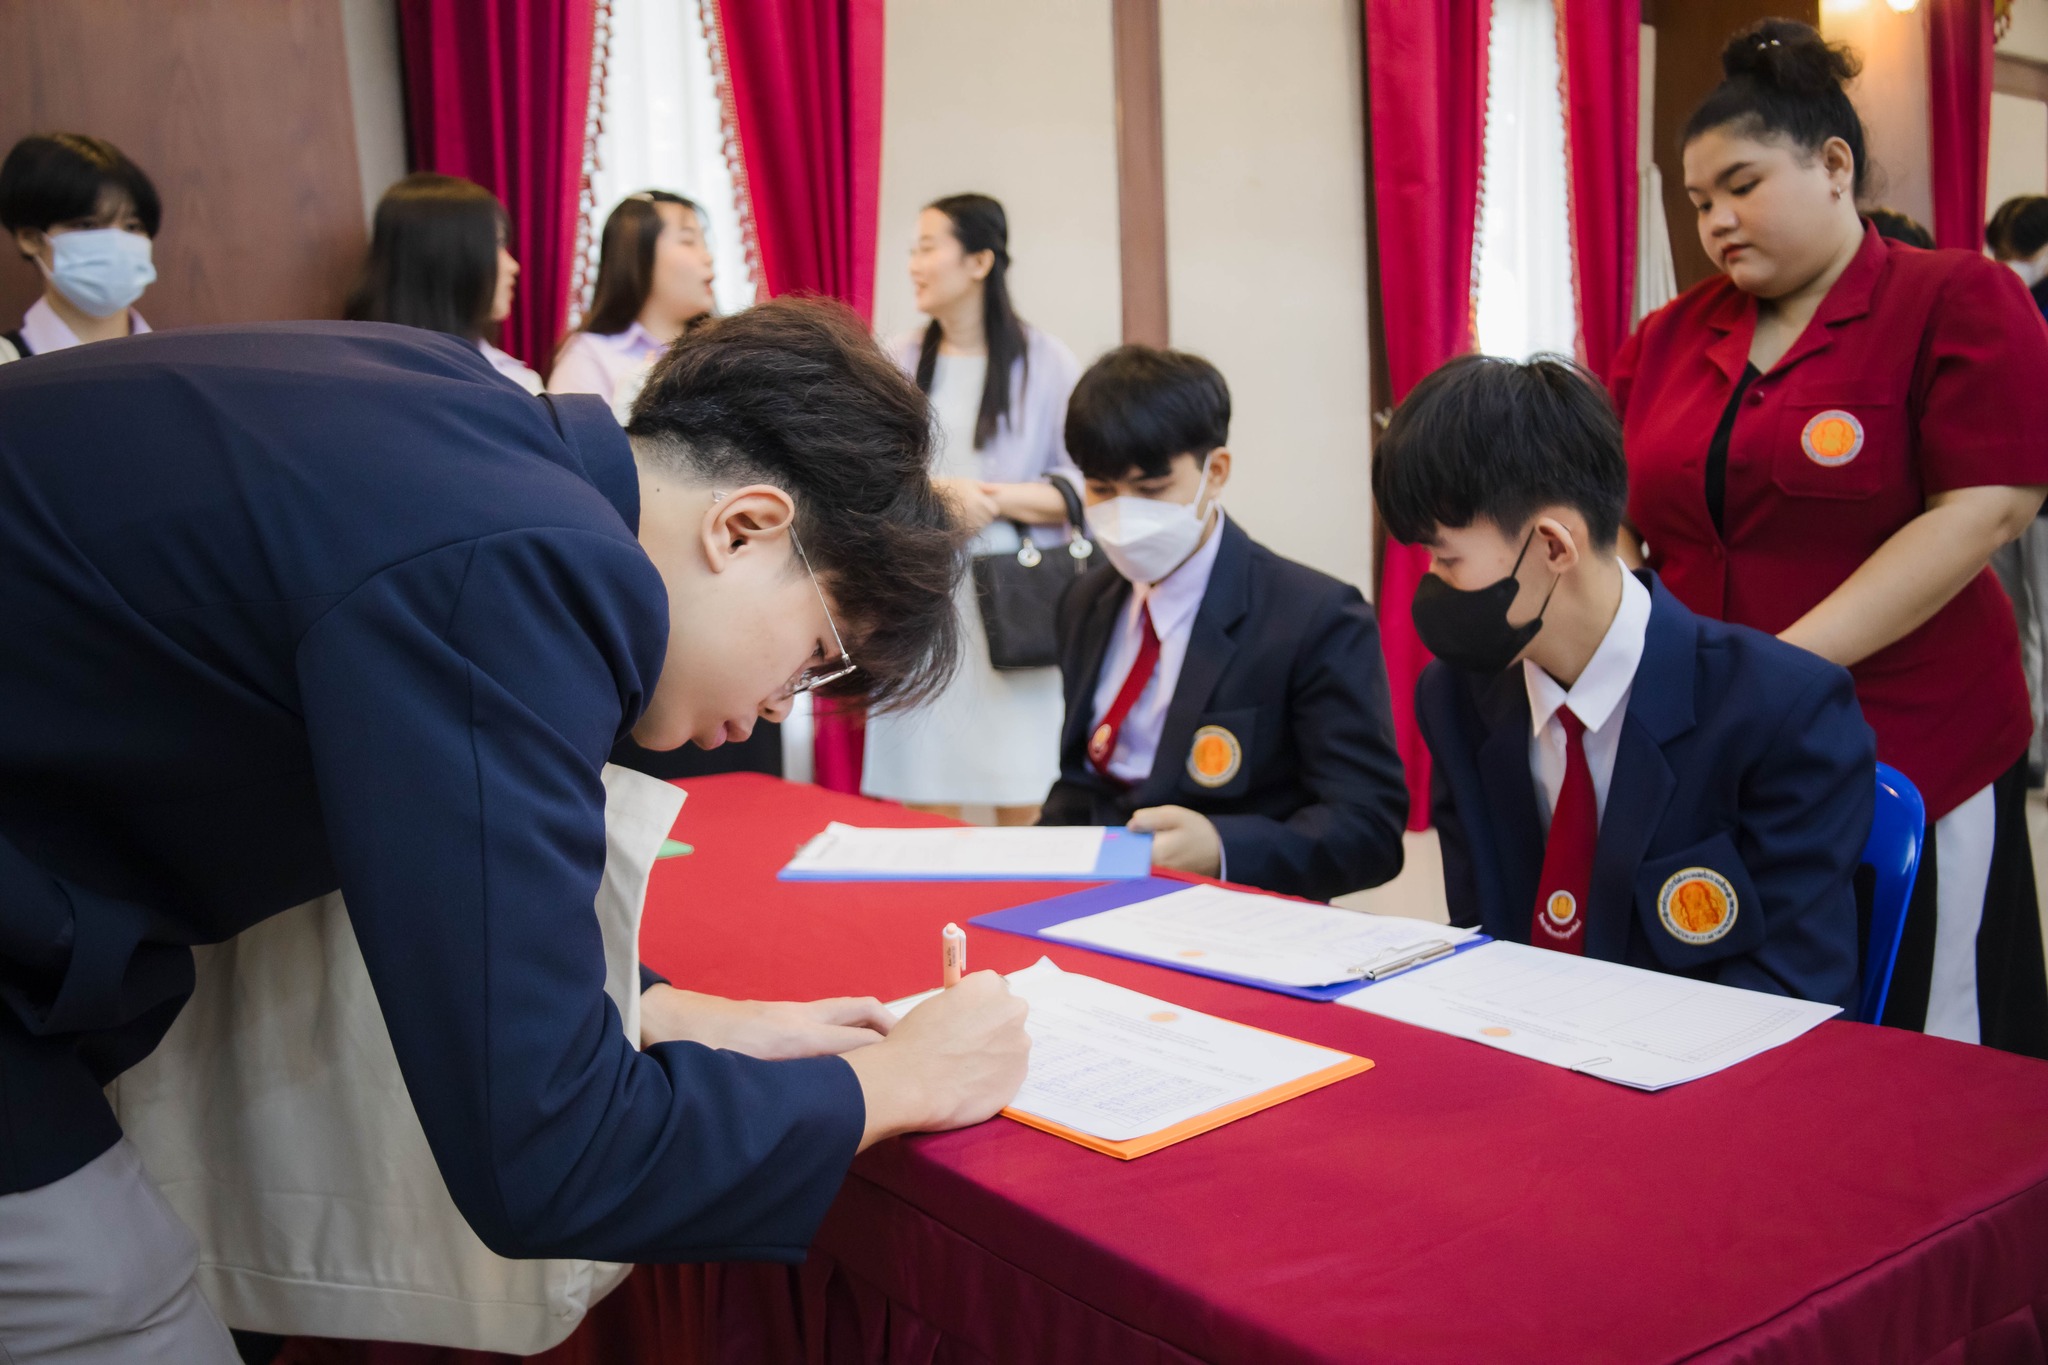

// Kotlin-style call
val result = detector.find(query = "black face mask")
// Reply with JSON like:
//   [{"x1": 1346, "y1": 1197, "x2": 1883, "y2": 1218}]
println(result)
[{"x1": 1410, "y1": 530, "x2": 1559, "y2": 675}]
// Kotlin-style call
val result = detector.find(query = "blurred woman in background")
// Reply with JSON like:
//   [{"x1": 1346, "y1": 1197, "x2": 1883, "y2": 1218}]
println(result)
[
  {"x1": 550, "y1": 190, "x2": 716, "y2": 417},
  {"x1": 1, "y1": 133, "x2": 161, "y2": 362},
  {"x1": 861, "y1": 193, "x2": 1082, "y2": 824},
  {"x1": 346, "y1": 173, "x2": 539, "y2": 393}
]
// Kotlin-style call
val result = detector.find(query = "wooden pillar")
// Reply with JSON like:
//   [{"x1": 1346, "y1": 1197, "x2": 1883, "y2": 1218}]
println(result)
[{"x1": 1112, "y1": 0, "x2": 1169, "y2": 345}]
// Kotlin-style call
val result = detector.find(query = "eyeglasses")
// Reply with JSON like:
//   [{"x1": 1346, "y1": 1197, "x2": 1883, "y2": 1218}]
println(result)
[{"x1": 783, "y1": 521, "x2": 857, "y2": 698}]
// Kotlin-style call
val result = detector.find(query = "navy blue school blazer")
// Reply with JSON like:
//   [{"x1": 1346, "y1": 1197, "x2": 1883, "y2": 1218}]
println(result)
[
  {"x1": 1418, "y1": 571, "x2": 1873, "y2": 1008},
  {"x1": 1039, "y1": 517, "x2": 1408, "y2": 900},
  {"x1": 0, "y1": 324, "x2": 861, "y2": 1259}
]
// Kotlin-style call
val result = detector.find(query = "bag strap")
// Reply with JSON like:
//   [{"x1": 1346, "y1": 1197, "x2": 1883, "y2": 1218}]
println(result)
[
  {"x1": 1043, "y1": 473, "x2": 1086, "y2": 531},
  {"x1": 0, "y1": 329, "x2": 28, "y2": 362}
]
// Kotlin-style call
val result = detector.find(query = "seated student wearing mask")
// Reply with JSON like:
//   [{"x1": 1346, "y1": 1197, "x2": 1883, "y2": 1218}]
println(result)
[
  {"x1": 0, "y1": 132, "x2": 161, "y2": 362},
  {"x1": 0, "y1": 301, "x2": 1028, "y2": 1360},
  {"x1": 1375, "y1": 354, "x2": 1871, "y2": 1006},
  {"x1": 1038, "y1": 346, "x2": 1408, "y2": 901}
]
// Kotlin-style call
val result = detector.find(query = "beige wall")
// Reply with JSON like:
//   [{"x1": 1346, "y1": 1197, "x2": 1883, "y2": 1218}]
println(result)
[
  {"x1": 871, "y1": 0, "x2": 1122, "y2": 365},
  {"x1": 1989, "y1": 91, "x2": 2048, "y2": 219},
  {"x1": 1820, "y1": 1, "x2": 1933, "y2": 229},
  {"x1": 2004, "y1": 0, "x2": 2048, "y2": 63},
  {"x1": 875, "y1": 0, "x2": 1376, "y2": 594},
  {"x1": 1157, "y1": 0, "x2": 1375, "y2": 592}
]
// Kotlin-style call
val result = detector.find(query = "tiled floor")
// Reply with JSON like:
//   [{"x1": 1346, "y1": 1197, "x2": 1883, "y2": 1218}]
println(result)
[{"x1": 1342, "y1": 793, "x2": 2048, "y2": 983}]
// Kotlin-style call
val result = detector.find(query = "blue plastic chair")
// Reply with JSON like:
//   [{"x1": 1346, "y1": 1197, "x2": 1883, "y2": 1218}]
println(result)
[{"x1": 1858, "y1": 762, "x2": 1926, "y2": 1025}]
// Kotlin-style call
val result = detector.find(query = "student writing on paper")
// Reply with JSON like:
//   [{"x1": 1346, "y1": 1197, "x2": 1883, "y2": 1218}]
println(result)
[
  {"x1": 1037, "y1": 347, "x2": 1409, "y2": 900},
  {"x1": 1373, "y1": 355, "x2": 1872, "y2": 1007},
  {"x1": 0, "y1": 301, "x2": 1029, "y2": 1357}
]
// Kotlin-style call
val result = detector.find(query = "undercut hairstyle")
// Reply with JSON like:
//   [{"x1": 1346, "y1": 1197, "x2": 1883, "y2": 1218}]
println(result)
[
  {"x1": 1988, "y1": 195, "x2": 2048, "y2": 259},
  {"x1": 0, "y1": 133, "x2": 161, "y2": 242},
  {"x1": 1064, "y1": 345, "x2": 1231, "y2": 482},
  {"x1": 580, "y1": 190, "x2": 706, "y2": 337},
  {"x1": 1867, "y1": 207, "x2": 1932, "y2": 250},
  {"x1": 345, "y1": 173, "x2": 508, "y2": 342},
  {"x1": 915, "y1": 193, "x2": 1027, "y2": 450},
  {"x1": 1684, "y1": 19, "x2": 1868, "y2": 199},
  {"x1": 627, "y1": 297, "x2": 963, "y2": 712},
  {"x1": 1373, "y1": 354, "x2": 1629, "y2": 551}
]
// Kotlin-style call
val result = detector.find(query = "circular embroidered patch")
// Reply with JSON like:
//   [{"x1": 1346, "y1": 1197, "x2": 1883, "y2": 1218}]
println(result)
[
  {"x1": 1658, "y1": 868, "x2": 1739, "y2": 945},
  {"x1": 1539, "y1": 890, "x2": 1582, "y2": 940},
  {"x1": 1186, "y1": 725, "x2": 1243, "y2": 788},
  {"x1": 1801, "y1": 410, "x2": 1864, "y2": 468}
]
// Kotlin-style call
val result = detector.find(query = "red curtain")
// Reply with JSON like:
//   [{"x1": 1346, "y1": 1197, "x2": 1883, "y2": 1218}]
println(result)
[
  {"x1": 1928, "y1": 0, "x2": 1995, "y2": 252},
  {"x1": 707, "y1": 0, "x2": 885, "y2": 793},
  {"x1": 398, "y1": 0, "x2": 597, "y2": 371},
  {"x1": 1557, "y1": 0, "x2": 1640, "y2": 380},
  {"x1": 1365, "y1": 0, "x2": 1492, "y2": 830}
]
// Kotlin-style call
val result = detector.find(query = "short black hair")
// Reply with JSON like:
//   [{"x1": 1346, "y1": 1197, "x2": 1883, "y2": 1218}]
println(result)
[
  {"x1": 1867, "y1": 207, "x2": 1932, "y2": 250},
  {"x1": 628, "y1": 297, "x2": 962, "y2": 713},
  {"x1": 1373, "y1": 354, "x2": 1628, "y2": 550},
  {"x1": 0, "y1": 133, "x2": 161, "y2": 241},
  {"x1": 1684, "y1": 19, "x2": 1868, "y2": 199},
  {"x1": 1988, "y1": 195, "x2": 2048, "y2": 259},
  {"x1": 1065, "y1": 345, "x2": 1231, "y2": 481},
  {"x1": 345, "y1": 173, "x2": 508, "y2": 342}
]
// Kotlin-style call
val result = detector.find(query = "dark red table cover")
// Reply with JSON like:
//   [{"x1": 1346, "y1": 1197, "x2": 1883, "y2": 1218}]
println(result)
[{"x1": 283, "y1": 773, "x2": 2048, "y2": 1365}]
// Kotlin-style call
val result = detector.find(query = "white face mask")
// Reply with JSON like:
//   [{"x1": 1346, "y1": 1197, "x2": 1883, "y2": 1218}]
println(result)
[
  {"x1": 41, "y1": 227, "x2": 156, "y2": 319},
  {"x1": 1084, "y1": 455, "x2": 1219, "y2": 585}
]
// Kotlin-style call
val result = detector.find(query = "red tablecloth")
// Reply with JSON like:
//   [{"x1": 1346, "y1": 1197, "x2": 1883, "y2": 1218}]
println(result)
[{"x1": 287, "y1": 773, "x2": 2048, "y2": 1365}]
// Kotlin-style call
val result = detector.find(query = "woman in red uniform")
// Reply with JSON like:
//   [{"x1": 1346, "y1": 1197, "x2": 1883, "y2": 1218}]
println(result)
[{"x1": 1613, "y1": 19, "x2": 2048, "y2": 1056}]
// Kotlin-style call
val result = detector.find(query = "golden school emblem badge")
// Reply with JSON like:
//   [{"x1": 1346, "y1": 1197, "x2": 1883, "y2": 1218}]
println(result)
[
  {"x1": 1540, "y1": 890, "x2": 1581, "y2": 940},
  {"x1": 1186, "y1": 725, "x2": 1242, "y2": 788},
  {"x1": 1800, "y1": 410, "x2": 1864, "y2": 468},
  {"x1": 1658, "y1": 868, "x2": 1738, "y2": 945}
]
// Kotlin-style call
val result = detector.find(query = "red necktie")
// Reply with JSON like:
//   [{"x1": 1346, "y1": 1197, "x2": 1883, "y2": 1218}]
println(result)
[
  {"x1": 1532, "y1": 708, "x2": 1594, "y2": 953},
  {"x1": 1089, "y1": 602, "x2": 1160, "y2": 779}
]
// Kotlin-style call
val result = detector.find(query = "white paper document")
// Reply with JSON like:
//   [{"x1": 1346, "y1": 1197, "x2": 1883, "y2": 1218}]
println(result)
[
  {"x1": 891, "y1": 959, "x2": 1354, "y2": 1142},
  {"x1": 1040, "y1": 884, "x2": 1479, "y2": 987},
  {"x1": 1336, "y1": 941, "x2": 1840, "y2": 1089},
  {"x1": 784, "y1": 822, "x2": 1106, "y2": 877}
]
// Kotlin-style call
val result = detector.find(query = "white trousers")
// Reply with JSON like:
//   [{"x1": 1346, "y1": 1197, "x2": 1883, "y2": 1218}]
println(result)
[
  {"x1": 0, "y1": 1140, "x2": 236, "y2": 1365},
  {"x1": 1926, "y1": 783, "x2": 1998, "y2": 1045}
]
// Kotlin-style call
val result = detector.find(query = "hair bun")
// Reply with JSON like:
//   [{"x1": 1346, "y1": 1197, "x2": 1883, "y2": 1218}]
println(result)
[{"x1": 1720, "y1": 18, "x2": 1859, "y2": 95}]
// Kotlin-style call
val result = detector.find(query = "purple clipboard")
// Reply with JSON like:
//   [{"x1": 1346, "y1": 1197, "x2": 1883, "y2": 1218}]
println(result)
[{"x1": 970, "y1": 876, "x2": 1490, "y2": 1002}]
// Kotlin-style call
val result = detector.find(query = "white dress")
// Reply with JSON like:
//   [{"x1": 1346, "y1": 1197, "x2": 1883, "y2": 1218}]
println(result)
[{"x1": 861, "y1": 354, "x2": 1067, "y2": 806}]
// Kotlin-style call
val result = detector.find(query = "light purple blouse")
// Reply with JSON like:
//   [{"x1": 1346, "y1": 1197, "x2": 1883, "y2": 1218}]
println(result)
[
  {"x1": 890, "y1": 326, "x2": 1083, "y2": 542},
  {"x1": 548, "y1": 322, "x2": 668, "y2": 407}
]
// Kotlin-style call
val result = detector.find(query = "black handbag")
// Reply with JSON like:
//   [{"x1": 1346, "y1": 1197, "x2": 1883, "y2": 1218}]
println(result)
[{"x1": 970, "y1": 474, "x2": 1095, "y2": 670}]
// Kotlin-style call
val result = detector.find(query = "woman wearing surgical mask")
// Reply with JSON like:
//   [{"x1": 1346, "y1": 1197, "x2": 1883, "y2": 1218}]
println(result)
[
  {"x1": 345, "y1": 174, "x2": 540, "y2": 394},
  {"x1": 861, "y1": 193, "x2": 1083, "y2": 825},
  {"x1": 550, "y1": 191, "x2": 717, "y2": 418},
  {"x1": 0, "y1": 133, "x2": 160, "y2": 363},
  {"x1": 1612, "y1": 20, "x2": 2048, "y2": 1056}
]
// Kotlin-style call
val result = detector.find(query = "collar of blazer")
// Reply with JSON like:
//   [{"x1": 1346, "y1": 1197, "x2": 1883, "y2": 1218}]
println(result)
[{"x1": 1470, "y1": 570, "x2": 1700, "y2": 952}]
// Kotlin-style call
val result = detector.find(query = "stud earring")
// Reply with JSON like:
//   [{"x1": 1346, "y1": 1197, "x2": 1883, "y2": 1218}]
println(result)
[{"x1": 1832, "y1": 186, "x2": 1844, "y2": 201}]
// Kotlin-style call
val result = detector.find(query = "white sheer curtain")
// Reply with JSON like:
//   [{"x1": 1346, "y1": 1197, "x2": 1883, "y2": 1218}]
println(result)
[
  {"x1": 1474, "y1": 0, "x2": 1578, "y2": 362},
  {"x1": 579, "y1": 0, "x2": 756, "y2": 323}
]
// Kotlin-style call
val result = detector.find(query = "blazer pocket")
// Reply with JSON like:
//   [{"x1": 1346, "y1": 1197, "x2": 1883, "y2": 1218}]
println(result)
[
  {"x1": 1769, "y1": 394, "x2": 1899, "y2": 501},
  {"x1": 1633, "y1": 833, "x2": 1766, "y2": 971},
  {"x1": 1176, "y1": 706, "x2": 1257, "y2": 801}
]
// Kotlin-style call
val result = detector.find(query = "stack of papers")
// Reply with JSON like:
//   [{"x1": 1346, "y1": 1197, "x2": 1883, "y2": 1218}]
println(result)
[
  {"x1": 891, "y1": 959, "x2": 1370, "y2": 1158},
  {"x1": 1338, "y1": 941, "x2": 1840, "y2": 1089},
  {"x1": 1040, "y1": 883, "x2": 1483, "y2": 988},
  {"x1": 780, "y1": 823, "x2": 1151, "y2": 881}
]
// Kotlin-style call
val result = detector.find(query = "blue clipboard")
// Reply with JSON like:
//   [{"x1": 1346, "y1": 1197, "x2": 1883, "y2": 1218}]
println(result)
[
  {"x1": 970, "y1": 876, "x2": 1491, "y2": 1001},
  {"x1": 778, "y1": 827, "x2": 1153, "y2": 882}
]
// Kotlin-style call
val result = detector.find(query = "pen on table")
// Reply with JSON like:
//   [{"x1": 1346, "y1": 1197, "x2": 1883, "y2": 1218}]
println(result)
[
  {"x1": 942, "y1": 922, "x2": 966, "y2": 988},
  {"x1": 1357, "y1": 940, "x2": 1455, "y2": 982}
]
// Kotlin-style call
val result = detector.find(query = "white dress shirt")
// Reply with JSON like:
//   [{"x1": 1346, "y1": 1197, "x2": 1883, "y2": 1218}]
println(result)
[
  {"x1": 1090, "y1": 510, "x2": 1229, "y2": 786},
  {"x1": 17, "y1": 296, "x2": 151, "y2": 355},
  {"x1": 1523, "y1": 565, "x2": 1650, "y2": 833}
]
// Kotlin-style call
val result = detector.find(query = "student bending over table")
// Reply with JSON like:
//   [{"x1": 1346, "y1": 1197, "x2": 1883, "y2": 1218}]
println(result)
[
  {"x1": 1374, "y1": 354, "x2": 1872, "y2": 1006},
  {"x1": 0, "y1": 301, "x2": 1028, "y2": 1361},
  {"x1": 1038, "y1": 345, "x2": 1409, "y2": 901}
]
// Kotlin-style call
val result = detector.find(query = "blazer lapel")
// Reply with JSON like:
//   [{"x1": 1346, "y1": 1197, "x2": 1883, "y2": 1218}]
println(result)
[
  {"x1": 1473, "y1": 673, "x2": 1545, "y2": 935},
  {"x1": 1134, "y1": 520, "x2": 1250, "y2": 807},
  {"x1": 1586, "y1": 573, "x2": 1699, "y2": 960},
  {"x1": 1063, "y1": 571, "x2": 1130, "y2": 760}
]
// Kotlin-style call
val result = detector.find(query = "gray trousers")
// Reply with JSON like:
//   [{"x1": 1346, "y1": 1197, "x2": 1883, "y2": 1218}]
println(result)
[
  {"x1": 0, "y1": 1140, "x2": 236, "y2": 1365},
  {"x1": 1991, "y1": 518, "x2": 2048, "y2": 776}
]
